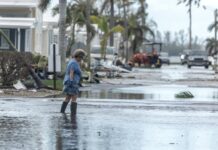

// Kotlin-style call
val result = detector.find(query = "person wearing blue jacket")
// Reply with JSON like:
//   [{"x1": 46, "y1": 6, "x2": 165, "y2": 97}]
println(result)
[{"x1": 60, "y1": 49, "x2": 86, "y2": 115}]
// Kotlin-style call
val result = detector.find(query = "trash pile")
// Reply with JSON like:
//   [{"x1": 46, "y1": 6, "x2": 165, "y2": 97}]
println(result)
[{"x1": 85, "y1": 58, "x2": 132, "y2": 83}]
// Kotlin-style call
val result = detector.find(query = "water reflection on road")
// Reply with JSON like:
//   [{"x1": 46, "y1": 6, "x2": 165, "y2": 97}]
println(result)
[
  {"x1": 112, "y1": 84, "x2": 218, "y2": 101},
  {"x1": 1, "y1": 98, "x2": 218, "y2": 150},
  {"x1": 80, "y1": 90, "x2": 146, "y2": 100},
  {"x1": 80, "y1": 84, "x2": 218, "y2": 102}
]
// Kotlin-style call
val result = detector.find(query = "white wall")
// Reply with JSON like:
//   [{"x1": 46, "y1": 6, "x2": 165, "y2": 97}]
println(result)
[{"x1": 34, "y1": 7, "x2": 43, "y2": 54}]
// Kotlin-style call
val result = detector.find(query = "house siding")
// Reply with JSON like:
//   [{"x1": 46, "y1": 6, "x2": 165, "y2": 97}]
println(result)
[
  {"x1": 0, "y1": 0, "x2": 57, "y2": 56},
  {"x1": 0, "y1": 0, "x2": 36, "y2": 2}
]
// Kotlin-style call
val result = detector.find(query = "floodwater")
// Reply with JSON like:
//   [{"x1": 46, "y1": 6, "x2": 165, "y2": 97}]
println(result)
[
  {"x1": 80, "y1": 65, "x2": 218, "y2": 102},
  {"x1": 1, "y1": 98, "x2": 218, "y2": 150},
  {"x1": 1, "y1": 65, "x2": 218, "y2": 150},
  {"x1": 80, "y1": 84, "x2": 218, "y2": 102}
]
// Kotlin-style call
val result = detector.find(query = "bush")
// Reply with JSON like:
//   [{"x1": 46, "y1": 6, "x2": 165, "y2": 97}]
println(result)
[
  {"x1": 32, "y1": 54, "x2": 41, "y2": 65},
  {"x1": 0, "y1": 51, "x2": 34, "y2": 86}
]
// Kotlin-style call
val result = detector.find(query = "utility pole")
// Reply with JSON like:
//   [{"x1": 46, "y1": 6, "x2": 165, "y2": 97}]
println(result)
[
  {"x1": 119, "y1": 1, "x2": 134, "y2": 62},
  {"x1": 188, "y1": 1, "x2": 192, "y2": 50},
  {"x1": 123, "y1": 1, "x2": 128, "y2": 63},
  {"x1": 109, "y1": 0, "x2": 114, "y2": 47},
  {"x1": 86, "y1": 0, "x2": 91, "y2": 69},
  {"x1": 215, "y1": 9, "x2": 218, "y2": 55},
  {"x1": 214, "y1": 9, "x2": 218, "y2": 72}
]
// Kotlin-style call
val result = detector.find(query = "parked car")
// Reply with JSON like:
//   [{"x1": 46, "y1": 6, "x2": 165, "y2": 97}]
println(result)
[
  {"x1": 187, "y1": 50, "x2": 210, "y2": 69},
  {"x1": 159, "y1": 52, "x2": 170, "y2": 65}
]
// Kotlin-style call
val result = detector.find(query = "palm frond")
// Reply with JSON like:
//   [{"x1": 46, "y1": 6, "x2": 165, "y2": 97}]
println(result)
[
  {"x1": 110, "y1": 25, "x2": 124, "y2": 33},
  {"x1": 90, "y1": 15, "x2": 100, "y2": 24},
  {"x1": 38, "y1": 0, "x2": 51, "y2": 12},
  {"x1": 177, "y1": 0, "x2": 201, "y2": 7},
  {"x1": 175, "y1": 91, "x2": 194, "y2": 98},
  {"x1": 52, "y1": 5, "x2": 59, "y2": 16},
  {"x1": 208, "y1": 22, "x2": 216, "y2": 32}
]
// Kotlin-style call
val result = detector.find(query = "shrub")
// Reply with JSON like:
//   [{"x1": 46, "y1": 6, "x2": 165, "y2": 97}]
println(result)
[
  {"x1": 0, "y1": 51, "x2": 34, "y2": 86},
  {"x1": 32, "y1": 54, "x2": 41, "y2": 64}
]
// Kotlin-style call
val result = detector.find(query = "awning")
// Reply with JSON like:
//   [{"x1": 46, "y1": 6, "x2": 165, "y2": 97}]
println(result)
[{"x1": 0, "y1": 17, "x2": 36, "y2": 28}]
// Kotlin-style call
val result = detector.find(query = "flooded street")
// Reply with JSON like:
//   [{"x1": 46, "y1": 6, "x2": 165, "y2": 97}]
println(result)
[
  {"x1": 81, "y1": 65, "x2": 218, "y2": 102},
  {"x1": 1, "y1": 65, "x2": 218, "y2": 150}
]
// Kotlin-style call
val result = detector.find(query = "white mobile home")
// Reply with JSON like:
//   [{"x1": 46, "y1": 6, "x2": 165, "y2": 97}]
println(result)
[{"x1": 0, "y1": 0, "x2": 57, "y2": 56}]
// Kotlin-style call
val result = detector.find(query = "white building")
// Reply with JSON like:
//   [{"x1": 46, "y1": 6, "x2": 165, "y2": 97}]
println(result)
[
  {"x1": 0, "y1": 0, "x2": 57, "y2": 56},
  {"x1": 73, "y1": 24, "x2": 122, "y2": 53}
]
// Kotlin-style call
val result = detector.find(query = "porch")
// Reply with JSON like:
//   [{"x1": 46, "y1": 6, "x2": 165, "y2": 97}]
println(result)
[{"x1": 0, "y1": 17, "x2": 35, "y2": 52}]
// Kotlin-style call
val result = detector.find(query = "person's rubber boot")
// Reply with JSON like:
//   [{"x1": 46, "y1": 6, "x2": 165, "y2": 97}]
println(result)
[
  {"x1": 60, "y1": 101, "x2": 69, "y2": 113},
  {"x1": 70, "y1": 102, "x2": 77, "y2": 115}
]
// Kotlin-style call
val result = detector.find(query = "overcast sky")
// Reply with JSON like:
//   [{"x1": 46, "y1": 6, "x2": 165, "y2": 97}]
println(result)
[
  {"x1": 44, "y1": 0, "x2": 218, "y2": 40},
  {"x1": 147, "y1": 0, "x2": 218, "y2": 40}
]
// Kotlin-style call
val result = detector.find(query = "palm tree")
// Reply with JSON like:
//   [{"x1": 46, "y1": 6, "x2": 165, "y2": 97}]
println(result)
[
  {"x1": 85, "y1": 0, "x2": 95, "y2": 69},
  {"x1": 137, "y1": 0, "x2": 148, "y2": 27},
  {"x1": 208, "y1": 21, "x2": 218, "y2": 32},
  {"x1": 72, "y1": 0, "x2": 97, "y2": 68},
  {"x1": 39, "y1": 0, "x2": 67, "y2": 73},
  {"x1": 127, "y1": 14, "x2": 154, "y2": 54},
  {"x1": 90, "y1": 16, "x2": 124, "y2": 59},
  {"x1": 109, "y1": 0, "x2": 134, "y2": 62},
  {"x1": 53, "y1": 2, "x2": 97, "y2": 58},
  {"x1": 206, "y1": 38, "x2": 218, "y2": 56},
  {"x1": 100, "y1": 0, "x2": 116, "y2": 46},
  {"x1": 177, "y1": 0, "x2": 201, "y2": 50},
  {"x1": 101, "y1": 0, "x2": 152, "y2": 59},
  {"x1": 208, "y1": 10, "x2": 218, "y2": 53}
]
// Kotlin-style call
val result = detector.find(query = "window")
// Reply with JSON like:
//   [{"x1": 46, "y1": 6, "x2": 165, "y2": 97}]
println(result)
[
  {"x1": 0, "y1": 29, "x2": 10, "y2": 49},
  {"x1": 0, "y1": 12, "x2": 29, "y2": 18}
]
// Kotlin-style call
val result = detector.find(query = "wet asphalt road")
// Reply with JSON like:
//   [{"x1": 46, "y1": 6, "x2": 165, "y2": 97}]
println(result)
[
  {"x1": 1, "y1": 98, "x2": 218, "y2": 150},
  {"x1": 1, "y1": 65, "x2": 218, "y2": 150}
]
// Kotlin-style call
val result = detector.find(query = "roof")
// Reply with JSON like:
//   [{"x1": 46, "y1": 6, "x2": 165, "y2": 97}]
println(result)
[
  {"x1": 0, "y1": 17, "x2": 35, "y2": 28},
  {"x1": 0, "y1": 2, "x2": 37, "y2": 8}
]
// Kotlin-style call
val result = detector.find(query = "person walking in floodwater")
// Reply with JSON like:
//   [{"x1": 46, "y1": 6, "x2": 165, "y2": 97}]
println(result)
[{"x1": 60, "y1": 49, "x2": 86, "y2": 115}]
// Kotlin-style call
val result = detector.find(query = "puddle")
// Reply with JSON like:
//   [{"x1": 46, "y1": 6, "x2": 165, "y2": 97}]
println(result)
[
  {"x1": 80, "y1": 90, "x2": 145, "y2": 100},
  {"x1": 113, "y1": 84, "x2": 218, "y2": 101},
  {"x1": 80, "y1": 84, "x2": 218, "y2": 102}
]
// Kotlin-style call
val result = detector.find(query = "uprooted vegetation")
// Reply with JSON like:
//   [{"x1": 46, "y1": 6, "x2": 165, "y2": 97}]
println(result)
[{"x1": 0, "y1": 51, "x2": 34, "y2": 87}]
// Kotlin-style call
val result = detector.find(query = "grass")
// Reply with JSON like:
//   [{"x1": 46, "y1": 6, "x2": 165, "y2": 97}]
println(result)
[{"x1": 42, "y1": 79, "x2": 63, "y2": 91}]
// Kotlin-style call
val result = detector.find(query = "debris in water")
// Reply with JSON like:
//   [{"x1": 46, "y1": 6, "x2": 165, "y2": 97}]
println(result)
[{"x1": 175, "y1": 91, "x2": 194, "y2": 98}]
